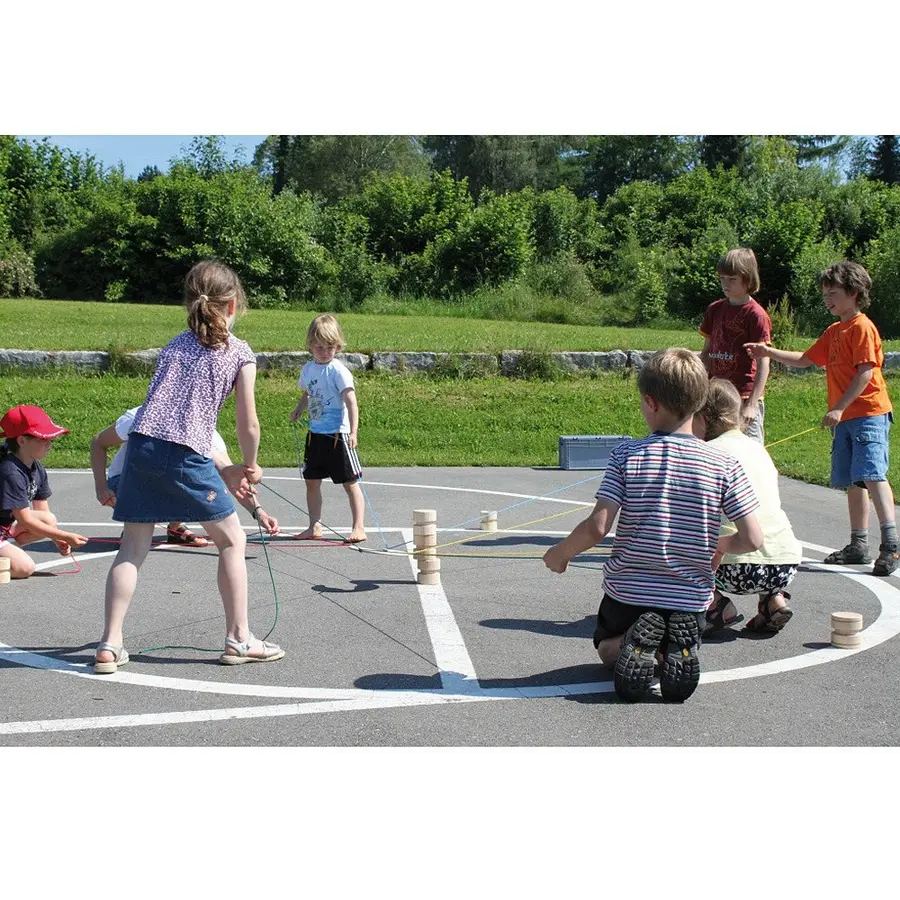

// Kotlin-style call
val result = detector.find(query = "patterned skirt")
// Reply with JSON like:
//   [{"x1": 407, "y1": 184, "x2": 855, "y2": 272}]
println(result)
[{"x1": 716, "y1": 562, "x2": 798, "y2": 596}]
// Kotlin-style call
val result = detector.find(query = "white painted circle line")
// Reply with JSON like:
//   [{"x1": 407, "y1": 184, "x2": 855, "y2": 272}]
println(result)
[{"x1": 2, "y1": 544, "x2": 897, "y2": 703}]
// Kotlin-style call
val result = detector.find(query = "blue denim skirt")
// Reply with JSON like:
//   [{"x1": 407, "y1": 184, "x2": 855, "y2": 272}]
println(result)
[{"x1": 112, "y1": 433, "x2": 235, "y2": 524}]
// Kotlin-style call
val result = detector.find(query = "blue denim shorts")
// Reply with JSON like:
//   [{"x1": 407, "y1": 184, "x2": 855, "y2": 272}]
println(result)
[
  {"x1": 112, "y1": 433, "x2": 235, "y2": 524},
  {"x1": 831, "y1": 413, "x2": 892, "y2": 488}
]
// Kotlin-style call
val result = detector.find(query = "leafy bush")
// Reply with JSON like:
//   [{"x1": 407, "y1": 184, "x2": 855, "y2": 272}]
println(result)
[
  {"x1": 668, "y1": 219, "x2": 739, "y2": 319},
  {"x1": 787, "y1": 238, "x2": 843, "y2": 334},
  {"x1": 768, "y1": 294, "x2": 798, "y2": 349},
  {"x1": 0, "y1": 239, "x2": 40, "y2": 297},
  {"x1": 865, "y1": 224, "x2": 900, "y2": 338}
]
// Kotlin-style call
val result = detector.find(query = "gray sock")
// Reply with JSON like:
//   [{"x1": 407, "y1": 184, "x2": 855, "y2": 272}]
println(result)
[
  {"x1": 851, "y1": 529, "x2": 869, "y2": 550},
  {"x1": 880, "y1": 522, "x2": 898, "y2": 548}
]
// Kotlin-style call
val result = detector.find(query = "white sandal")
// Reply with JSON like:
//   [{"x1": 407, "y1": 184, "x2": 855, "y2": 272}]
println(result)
[
  {"x1": 94, "y1": 642, "x2": 129, "y2": 675},
  {"x1": 219, "y1": 633, "x2": 285, "y2": 665}
]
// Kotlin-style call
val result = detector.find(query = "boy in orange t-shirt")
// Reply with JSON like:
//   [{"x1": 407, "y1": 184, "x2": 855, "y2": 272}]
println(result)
[{"x1": 745, "y1": 261, "x2": 897, "y2": 575}]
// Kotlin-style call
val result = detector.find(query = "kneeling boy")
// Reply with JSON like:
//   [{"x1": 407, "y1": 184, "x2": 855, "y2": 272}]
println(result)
[{"x1": 544, "y1": 348, "x2": 763, "y2": 702}]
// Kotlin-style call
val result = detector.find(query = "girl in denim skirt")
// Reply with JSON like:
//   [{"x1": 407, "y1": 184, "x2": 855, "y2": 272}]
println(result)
[{"x1": 94, "y1": 260, "x2": 284, "y2": 674}]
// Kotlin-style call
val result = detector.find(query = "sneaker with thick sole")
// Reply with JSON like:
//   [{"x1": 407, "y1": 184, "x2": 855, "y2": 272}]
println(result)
[
  {"x1": 614, "y1": 611, "x2": 666, "y2": 702},
  {"x1": 660, "y1": 612, "x2": 701, "y2": 703},
  {"x1": 873, "y1": 543, "x2": 900, "y2": 576},
  {"x1": 823, "y1": 543, "x2": 871, "y2": 565}
]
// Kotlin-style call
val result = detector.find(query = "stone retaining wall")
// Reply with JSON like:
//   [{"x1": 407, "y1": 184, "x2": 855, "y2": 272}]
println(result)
[{"x1": 3, "y1": 347, "x2": 899, "y2": 374}]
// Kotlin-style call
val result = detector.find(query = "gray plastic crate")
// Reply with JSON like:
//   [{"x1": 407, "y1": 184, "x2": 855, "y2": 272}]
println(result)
[{"x1": 558, "y1": 435, "x2": 631, "y2": 470}]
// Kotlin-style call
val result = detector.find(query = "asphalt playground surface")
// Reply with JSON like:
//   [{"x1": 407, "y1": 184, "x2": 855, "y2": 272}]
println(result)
[{"x1": 2, "y1": 465, "x2": 899, "y2": 746}]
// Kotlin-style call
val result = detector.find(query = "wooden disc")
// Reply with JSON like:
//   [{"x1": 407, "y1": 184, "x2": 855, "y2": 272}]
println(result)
[
  {"x1": 413, "y1": 523, "x2": 437, "y2": 538},
  {"x1": 0, "y1": 571, "x2": 10, "y2": 585},
  {"x1": 413, "y1": 509, "x2": 437, "y2": 524},
  {"x1": 831, "y1": 611, "x2": 863, "y2": 626},
  {"x1": 417, "y1": 572, "x2": 441, "y2": 585},
  {"x1": 831, "y1": 622, "x2": 862, "y2": 636},
  {"x1": 0, "y1": 557, "x2": 10, "y2": 572},
  {"x1": 417, "y1": 557, "x2": 441, "y2": 573},
  {"x1": 414, "y1": 545, "x2": 436, "y2": 557},
  {"x1": 481, "y1": 522, "x2": 498, "y2": 532},
  {"x1": 831, "y1": 631, "x2": 862, "y2": 649}
]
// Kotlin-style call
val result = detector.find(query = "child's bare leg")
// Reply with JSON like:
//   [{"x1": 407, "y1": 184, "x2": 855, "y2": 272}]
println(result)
[
  {"x1": 847, "y1": 485, "x2": 870, "y2": 532},
  {"x1": 204, "y1": 513, "x2": 276, "y2": 657},
  {"x1": 96, "y1": 522, "x2": 155, "y2": 661},
  {"x1": 866, "y1": 480, "x2": 896, "y2": 527},
  {"x1": 344, "y1": 480, "x2": 367, "y2": 543},
  {"x1": 296, "y1": 479, "x2": 324, "y2": 539},
  {"x1": 10, "y1": 510, "x2": 59, "y2": 547},
  {"x1": 1, "y1": 544, "x2": 36, "y2": 579}
]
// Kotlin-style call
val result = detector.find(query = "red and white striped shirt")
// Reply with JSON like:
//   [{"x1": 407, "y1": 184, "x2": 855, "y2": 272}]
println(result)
[{"x1": 597, "y1": 432, "x2": 759, "y2": 612}]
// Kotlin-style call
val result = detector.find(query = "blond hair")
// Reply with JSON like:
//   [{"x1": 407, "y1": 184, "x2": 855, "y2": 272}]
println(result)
[
  {"x1": 306, "y1": 314, "x2": 346, "y2": 352},
  {"x1": 637, "y1": 348, "x2": 709, "y2": 419},
  {"x1": 817, "y1": 260, "x2": 872, "y2": 311},
  {"x1": 699, "y1": 378, "x2": 743, "y2": 440},
  {"x1": 717, "y1": 247, "x2": 761, "y2": 295},
  {"x1": 184, "y1": 260, "x2": 247, "y2": 349}
]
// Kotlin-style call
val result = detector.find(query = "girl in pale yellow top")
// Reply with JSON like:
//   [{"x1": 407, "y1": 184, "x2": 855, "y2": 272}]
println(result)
[{"x1": 693, "y1": 379, "x2": 802, "y2": 634}]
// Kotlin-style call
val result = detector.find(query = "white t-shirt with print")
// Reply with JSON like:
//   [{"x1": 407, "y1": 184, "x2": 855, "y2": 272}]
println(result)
[
  {"x1": 298, "y1": 359, "x2": 354, "y2": 434},
  {"x1": 108, "y1": 407, "x2": 227, "y2": 480}
]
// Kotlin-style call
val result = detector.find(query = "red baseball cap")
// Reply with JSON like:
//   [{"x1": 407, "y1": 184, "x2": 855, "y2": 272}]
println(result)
[{"x1": 0, "y1": 405, "x2": 69, "y2": 440}]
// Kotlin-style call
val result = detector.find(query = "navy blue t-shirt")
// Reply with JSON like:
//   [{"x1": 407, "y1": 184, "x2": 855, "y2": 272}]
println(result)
[{"x1": 0, "y1": 453, "x2": 52, "y2": 529}]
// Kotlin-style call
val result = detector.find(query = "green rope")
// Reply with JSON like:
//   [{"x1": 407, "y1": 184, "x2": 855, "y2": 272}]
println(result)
[{"x1": 135, "y1": 501, "x2": 280, "y2": 655}]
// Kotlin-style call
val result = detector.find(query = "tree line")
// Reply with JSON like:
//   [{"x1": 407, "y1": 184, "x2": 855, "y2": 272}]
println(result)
[{"x1": 2, "y1": 134, "x2": 900, "y2": 337}]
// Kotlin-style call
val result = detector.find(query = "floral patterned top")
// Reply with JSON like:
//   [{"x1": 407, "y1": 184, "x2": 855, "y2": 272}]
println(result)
[{"x1": 133, "y1": 330, "x2": 256, "y2": 455}]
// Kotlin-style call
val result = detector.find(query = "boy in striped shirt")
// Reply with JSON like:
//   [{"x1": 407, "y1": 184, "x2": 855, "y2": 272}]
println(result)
[{"x1": 544, "y1": 348, "x2": 763, "y2": 702}]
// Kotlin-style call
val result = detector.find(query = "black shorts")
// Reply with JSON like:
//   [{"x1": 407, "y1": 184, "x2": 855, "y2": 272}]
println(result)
[
  {"x1": 302, "y1": 431, "x2": 362, "y2": 484},
  {"x1": 592, "y1": 593, "x2": 705, "y2": 647}
]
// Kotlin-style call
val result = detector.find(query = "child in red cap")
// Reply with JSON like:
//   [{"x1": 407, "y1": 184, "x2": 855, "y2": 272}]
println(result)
[{"x1": 0, "y1": 405, "x2": 89, "y2": 578}]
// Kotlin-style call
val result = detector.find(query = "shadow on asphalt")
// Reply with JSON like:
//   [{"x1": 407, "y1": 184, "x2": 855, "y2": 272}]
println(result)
[{"x1": 479, "y1": 614, "x2": 595, "y2": 638}]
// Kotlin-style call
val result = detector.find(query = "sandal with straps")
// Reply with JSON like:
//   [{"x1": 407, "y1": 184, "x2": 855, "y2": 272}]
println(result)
[
  {"x1": 167, "y1": 525, "x2": 210, "y2": 548},
  {"x1": 94, "y1": 642, "x2": 130, "y2": 675},
  {"x1": 744, "y1": 592, "x2": 793, "y2": 634},
  {"x1": 219, "y1": 633, "x2": 285, "y2": 665},
  {"x1": 704, "y1": 593, "x2": 744, "y2": 635}
]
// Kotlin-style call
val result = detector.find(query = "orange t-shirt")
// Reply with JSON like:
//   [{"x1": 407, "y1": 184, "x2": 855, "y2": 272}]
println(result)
[{"x1": 804, "y1": 314, "x2": 892, "y2": 421}]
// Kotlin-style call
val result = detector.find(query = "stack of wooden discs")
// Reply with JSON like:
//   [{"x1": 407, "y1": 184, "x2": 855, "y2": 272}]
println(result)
[
  {"x1": 0, "y1": 557, "x2": 10, "y2": 585},
  {"x1": 831, "y1": 611, "x2": 863, "y2": 649},
  {"x1": 480, "y1": 510, "x2": 498, "y2": 532},
  {"x1": 413, "y1": 509, "x2": 440, "y2": 585}
]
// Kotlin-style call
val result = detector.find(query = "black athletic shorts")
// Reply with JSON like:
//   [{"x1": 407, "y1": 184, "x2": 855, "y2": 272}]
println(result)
[
  {"x1": 302, "y1": 431, "x2": 362, "y2": 484},
  {"x1": 592, "y1": 593, "x2": 704, "y2": 647}
]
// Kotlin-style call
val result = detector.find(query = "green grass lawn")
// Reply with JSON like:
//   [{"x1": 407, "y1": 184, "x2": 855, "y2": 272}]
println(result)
[
  {"x1": 0, "y1": 298, "x2": 715, "y2": 352},
  {"x1": 3, "y1": 368, "x2": 898, "y2": 497}
]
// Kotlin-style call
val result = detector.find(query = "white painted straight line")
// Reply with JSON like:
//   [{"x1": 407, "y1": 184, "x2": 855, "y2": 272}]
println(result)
[
  {"x1": 0, "y1": 691, "x2": 498, "y2": 736},
  {"x1": 402, "y1": 528, "x2": 480, "y2": 694}
]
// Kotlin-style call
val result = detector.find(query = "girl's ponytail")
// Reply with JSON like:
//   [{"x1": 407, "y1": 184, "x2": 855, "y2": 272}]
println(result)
[{"x1": 184, "y1": 261, "x2": 247, "y2": 349}]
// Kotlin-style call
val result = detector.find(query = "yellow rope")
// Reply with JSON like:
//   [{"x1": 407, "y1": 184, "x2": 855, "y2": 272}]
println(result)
[
  {"x1": 417, "y1": 503, "x2": 593, "y2": 554},
  {"x1": 764, "y1": 426, "x2": 820, "y2": 450}
]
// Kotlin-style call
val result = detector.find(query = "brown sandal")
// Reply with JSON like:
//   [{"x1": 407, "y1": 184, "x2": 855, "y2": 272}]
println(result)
[
  {"x1": 744, "y1": 591, "x2": 793, "y2": 633},
  {"x1": 166, "y1": 525, "x2": 209, "y2": 548}
]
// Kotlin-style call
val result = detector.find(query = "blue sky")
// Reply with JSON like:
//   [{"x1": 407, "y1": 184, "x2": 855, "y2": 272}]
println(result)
[{"x1": 19, "y1": 135, "x2": 268, "y2": 179}]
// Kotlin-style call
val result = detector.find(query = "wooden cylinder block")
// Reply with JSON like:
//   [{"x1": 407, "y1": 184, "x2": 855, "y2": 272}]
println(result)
[
  {"x1": 831, "y1": 631, "x2": 862, "y2": 649},
  {"x1": 0, "y1": 571, "x2": 10, "y2": 585},
  {"x1": 417, "y1": 571, "x2": 441, "y2": 586},
  {"x1": 414, "y1": 545, "x2": 436, "y2": 557},
  {"x1": 413, "y1": 509, "x2": 437, "y2": 525},
  {"x1": 831, "y1": 621, "x2": 862, "y2": 636},
  {"x1": 0, "y1": 557, "x2": 10, "y2": 572},
  {"x1": 417, "y1": 556, "x2": 441, "y2": 574},
  {"x1": 481, "y1": 510, "x2": 498, "y2": 532},
  {"x1": 831, "y1": 611, "x2": 863, "y2": 630},
  {"x1": 413, "y1": 523, "x2": 437, "y2": 539}
]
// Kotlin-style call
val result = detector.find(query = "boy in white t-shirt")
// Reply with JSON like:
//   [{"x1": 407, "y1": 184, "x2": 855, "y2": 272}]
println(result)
[
  {"x1": 290, "y1": 314, "x2": 366, "y2": 543},
  {"x1": 90, "y1": 407, "x2": 280, "y2": 542}
]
